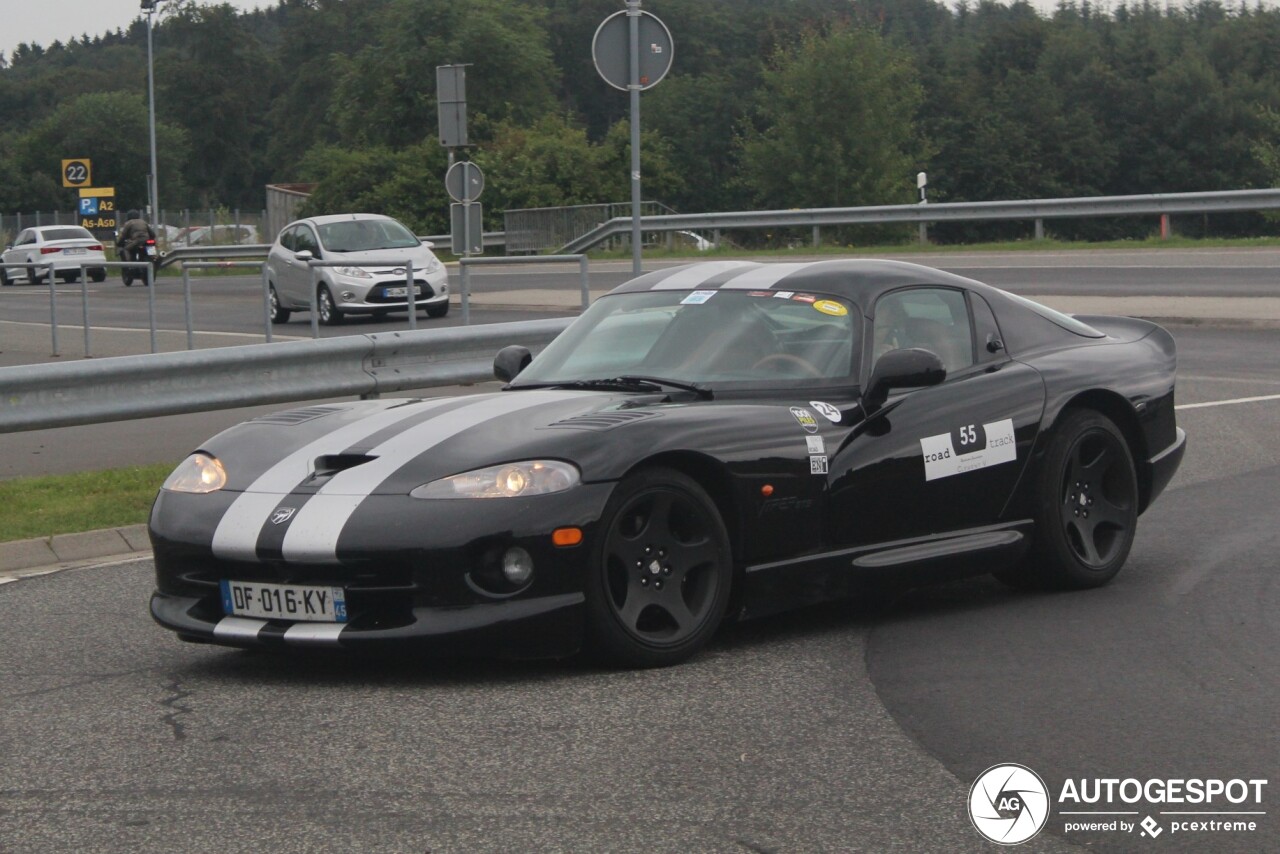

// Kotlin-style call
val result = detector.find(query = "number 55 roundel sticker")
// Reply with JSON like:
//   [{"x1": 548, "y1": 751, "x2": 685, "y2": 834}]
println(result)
[{"x1": 919, "y1": 418, "x2": 1017, "y2": 481}]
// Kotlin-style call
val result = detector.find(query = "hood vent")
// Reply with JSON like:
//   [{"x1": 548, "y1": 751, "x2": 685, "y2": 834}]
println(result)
[
  {"x1": 252, "y1": 405, "x2": 346, "y2": 426},
  {"x1": 546, "y1": 411, "x2": 659, "y2": 431}
]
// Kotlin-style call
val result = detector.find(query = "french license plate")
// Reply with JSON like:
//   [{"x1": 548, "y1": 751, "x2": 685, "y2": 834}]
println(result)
[
  {"x1": 220, "y1": 579, "x2": 347, "y2": 623},
  {"x1": 64, "y1": 248, "x2": 86, "y2": 255}
]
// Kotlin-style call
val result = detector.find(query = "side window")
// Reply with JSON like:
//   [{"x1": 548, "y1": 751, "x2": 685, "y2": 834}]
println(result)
[
  {"x1": 294, "y1": 226, "x2": 318, "y2": 255},
  {"x1": 872, "y1": 288, "x2": 975, "y2": 375},
  {"x1": 15, "y1": 230, "x2": 34, "y2": 246},
  {"x1": 279, "y1": 226, "x2": 296, "y2": 252}
]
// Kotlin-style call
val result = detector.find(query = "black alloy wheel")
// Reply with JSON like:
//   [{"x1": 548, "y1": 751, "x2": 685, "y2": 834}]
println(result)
[
  {"x1": 268, "y1": 285, "x2": 291, "y2": 324},
  {"x1": 587, "y1": 468, "x2": 733, "y2": 667},
  {"x1": 318, "y1": 285, "x2": 343, "y2": 325},
  {"x1": 998, "y1": 409, "x2": 1138, "y2": 589}
]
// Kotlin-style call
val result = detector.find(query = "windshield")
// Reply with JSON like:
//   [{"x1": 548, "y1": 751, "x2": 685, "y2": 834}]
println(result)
[
  {"x1": 512, "y1": 289, "x2": 861, "y2": 390},
  {"x1": 317, "y1": 219, "x2": 420, "y2": 252}
]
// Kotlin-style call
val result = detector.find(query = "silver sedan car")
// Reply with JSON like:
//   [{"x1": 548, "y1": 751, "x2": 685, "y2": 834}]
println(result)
[
  {"x1": 2, "y1": 225, "x2": 108, "y2": 285},
  {"x1": 266, "y1": 213, "x2": 449, "y2": 325}
]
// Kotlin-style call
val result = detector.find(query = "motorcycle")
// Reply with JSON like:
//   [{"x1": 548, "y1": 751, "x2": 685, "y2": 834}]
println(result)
[{"x1": 120, "y1": 239, "x2": 161, "y2": 287}]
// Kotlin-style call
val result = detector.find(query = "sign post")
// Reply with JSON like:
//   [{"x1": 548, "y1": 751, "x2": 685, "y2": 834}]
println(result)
[{"x1": 593, "y1": 2, "x2": 673, "y2": 275}]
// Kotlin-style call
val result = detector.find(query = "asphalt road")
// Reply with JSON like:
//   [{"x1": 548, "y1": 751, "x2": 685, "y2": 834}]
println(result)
[
  {"x1": 2, "y1": 248, "x2": 1280, "y2": 354},
  {"x1": 1, "y1": 323, "x2": 1276, "y2": 852}
]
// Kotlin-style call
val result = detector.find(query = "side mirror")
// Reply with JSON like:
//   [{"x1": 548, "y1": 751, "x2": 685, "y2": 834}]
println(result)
[
  {"x1": 421, "y1": 240, "x2": 435, "y2": 249},
  {"x1": 294, "y1": 250, "x2": 313, "y2": 262},
  {"x1": 864, "y1": 348, "x2": 946, "y2": 412},
  {"x1": 493, "y1": 345, "x2": 532, "y2": 382}
]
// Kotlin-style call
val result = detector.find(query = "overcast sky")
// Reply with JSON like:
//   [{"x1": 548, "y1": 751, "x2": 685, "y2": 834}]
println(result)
[{"x1": 1, "y1": 0, "x2": 275, "y2": 61}]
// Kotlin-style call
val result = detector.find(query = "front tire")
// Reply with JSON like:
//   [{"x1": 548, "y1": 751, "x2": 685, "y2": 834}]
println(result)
[
  {"x1": 998, "y1": 410, "x2": 1138, "y2": 589},
  {"x1": 586, "y1": 468, "x2": 733, "y2": 667},
  {"x1": 317, "y1": 285, "x2": 343, "y2": 325},
  {"x1": 268, "y1": 285, "x2": 291, "y2": 324},
  {"x1": 0, "y1": 266, "x2": 11, "y2": 286},
  {"x1": 426, "y1": 301, "x2": 449, "y2": 318}
]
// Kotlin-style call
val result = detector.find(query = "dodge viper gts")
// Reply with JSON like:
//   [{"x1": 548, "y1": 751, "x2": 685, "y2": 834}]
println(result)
[{"x1": 150, "y1": 259, "x2": 1185, "y2": 666}]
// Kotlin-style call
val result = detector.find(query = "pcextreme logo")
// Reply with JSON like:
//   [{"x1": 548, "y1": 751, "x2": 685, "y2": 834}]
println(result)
[{"x1": 969, "y1": 764, "x2": 1269, "y2": 845}]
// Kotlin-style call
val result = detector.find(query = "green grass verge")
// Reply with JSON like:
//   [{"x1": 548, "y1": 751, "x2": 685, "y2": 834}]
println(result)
[{"x1": 0, "y1": 463, "x2": 174, "y2": 543}]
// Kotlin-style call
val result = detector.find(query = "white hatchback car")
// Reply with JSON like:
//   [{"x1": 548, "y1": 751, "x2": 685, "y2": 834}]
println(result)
[
  {"x1": 2, "y1": 225, "x2": 108, "y2": 285},
  {"x1": 266, "y1": 214, "x2": 449, "y2": 325}
]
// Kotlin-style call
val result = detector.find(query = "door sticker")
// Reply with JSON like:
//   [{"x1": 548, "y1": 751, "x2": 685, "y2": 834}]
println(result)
[
  {"x1": 806, "y1": 435, "x2": 825, "y2": 454},
  {"x1": 919, "y1": 418, "x2": 1017, "y2": 481},
  {"x1": 809, "y1": 456, "x2": 828, "y2": 475},
  {"x1": 810, "y1": 401, "x2": 841, "y2": 423}
]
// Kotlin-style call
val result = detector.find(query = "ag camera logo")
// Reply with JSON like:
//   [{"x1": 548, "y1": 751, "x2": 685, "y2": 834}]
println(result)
[{"x1": 969, "y1": 764, "x2": 1050, "y2": 845}]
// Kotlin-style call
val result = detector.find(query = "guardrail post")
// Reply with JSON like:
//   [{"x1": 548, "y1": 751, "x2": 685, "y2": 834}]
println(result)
[
  {"x1": 309, "y1": 265, "x2": 320, "y2": 339},
  {"x1": 261, "y1": 265, "x2": 273, "y2": 343},
  {"x1": 812, "y1": 225, "x2": 821, "y2": 249},
  {"x1": 183, "y1": 266, "x2": 195, "y2": 350},
  {"x1": 80, "y1": 270, "x2": 92, "y2": 358},
  {"x1": 579, "y1": 256, "x2": 590, "y2": 311},
  {"x1": 147, "y1": 263, "x2": 158, "y2": 354},
  {"x1": 406, "y1": 262, "x2": 417, "y2": 331},
  {"x1": 461, "y1": 262, "x2": 472, "y2": 326},
  {"x1": 1160, "y1": 214, "x2": 1171, "y2": 240},
  {"x1": 49, "y1": 270, "x2": 60, "y2": 357},
  {"x1": 1035, "y1": 219, "x2": 1045, "y2": 240},
  {"x1": 713, "y1": 228, "x2": 720, "y2": 249},
  {"x1": 918, "y1": 222, "x2": 928, "y2": 245}
]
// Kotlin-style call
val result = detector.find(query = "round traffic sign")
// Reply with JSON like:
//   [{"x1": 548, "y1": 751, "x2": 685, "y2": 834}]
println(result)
[
  {"x1": 592, "y1": 10, "x2": 674, "y2": 92},
  {"x1": 445, "y1": 161, "x2": 485, "y2": 203}
]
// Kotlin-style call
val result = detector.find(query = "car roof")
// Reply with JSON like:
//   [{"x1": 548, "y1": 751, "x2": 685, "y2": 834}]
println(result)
[
  {"x1": 609, "y1": 259, "x2": 1000, "y2": 306},
  {"x1": 297, "y1": 213, "x2": 398, "y2": 226}
]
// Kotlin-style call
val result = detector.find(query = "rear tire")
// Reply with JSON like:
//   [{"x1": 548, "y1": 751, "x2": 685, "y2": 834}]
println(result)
[
  {"x1": 27, "y1": 264, "x2": 44, "y2": 285},
  {"x1": 318, "y1": 285, "x2": 343, "y2": 325},
  {"x1": 995, "y1": 410, "x2": 1138, "y2": 589},
  {"x1": 586, "y1": 468, "x2": 733, "y2": 667},
  {"x1": 90, "y1": 268, "x2": 106, "y2": 283}
]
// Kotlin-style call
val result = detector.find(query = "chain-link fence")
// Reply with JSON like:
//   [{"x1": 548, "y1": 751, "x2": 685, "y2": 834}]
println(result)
[{"x1": 2, "y1": 208, "x2": 268, "y2": 252}]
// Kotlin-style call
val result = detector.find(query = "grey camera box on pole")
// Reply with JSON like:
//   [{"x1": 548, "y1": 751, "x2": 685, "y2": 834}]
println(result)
[
  {"x1": 451, "y1": 203, "x2": 483, "y2": 255},
  {"x1": 437, "y1": 65, "x2": 469, "y2": 148}
]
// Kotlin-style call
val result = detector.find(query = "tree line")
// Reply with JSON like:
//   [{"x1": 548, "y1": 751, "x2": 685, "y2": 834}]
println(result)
[{"x1": 3, "y1": 0, "x2": 1279, "y2": 243}]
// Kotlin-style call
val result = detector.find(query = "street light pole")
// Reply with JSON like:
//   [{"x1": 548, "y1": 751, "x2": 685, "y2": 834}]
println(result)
[{"x1": 143, "y1": 0, "x2": 162, "y2": 224}]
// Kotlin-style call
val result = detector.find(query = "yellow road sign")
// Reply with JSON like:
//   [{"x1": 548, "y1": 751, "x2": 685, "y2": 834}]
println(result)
[{"x1": 62, "y1": 159, "x2": 92, "y2": 188}]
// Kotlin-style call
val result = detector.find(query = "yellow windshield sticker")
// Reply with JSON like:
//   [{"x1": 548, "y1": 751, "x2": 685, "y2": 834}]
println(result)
[{"x1": 814, "y1": 300, "x2": 848, "y2": 317}]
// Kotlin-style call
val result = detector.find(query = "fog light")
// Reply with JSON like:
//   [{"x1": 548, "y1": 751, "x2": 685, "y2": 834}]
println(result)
[
  {"x1": 502, "y1": 547, "x2": 534, "y2": 585},
  {"x1": 342, "y1": 291, "x2": 355, "y2": 301}
]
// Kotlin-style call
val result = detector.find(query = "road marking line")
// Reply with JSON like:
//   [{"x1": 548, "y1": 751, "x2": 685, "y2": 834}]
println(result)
[
  {"x1": 0, "y1": 319, "x2": 307, "y2": 340},
  {"x1": 1176, "y1": 392, "x2": 1280, "y2": 410}
]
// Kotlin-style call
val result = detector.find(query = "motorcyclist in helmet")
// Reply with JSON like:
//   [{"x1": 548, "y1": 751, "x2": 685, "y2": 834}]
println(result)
[{"x1": 116, "y1": 210, "x2": 156, "y2": 259}]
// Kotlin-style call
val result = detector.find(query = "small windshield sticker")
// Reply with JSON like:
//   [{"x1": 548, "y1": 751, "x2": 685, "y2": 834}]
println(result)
[
  {"x1": 919, "y1": 418, "x2": 1017, "y2": 481},
  {"x1": 810, "y1": 401, "x2": 841, "y2": 423},
  {"x1": 814, "y1": 299, "x2": 848, "y2": 317},
  {"x1": 806, "y1": 435, "x2": 825, "y2": 454},
  {"x1": 680, "y1": 290, "x2": 717, "y2": 305},
  {"x1": 746, "y1": 291, "x2": 774, "y2": 298},
  {"x1": 809, "y1": 455, "x2": 829, "y2": 475},
  {"x1": 772, "y1": 291, "x2": 795, "y2": 299},
  {"x1": 791, "y1": 294, "x2": 817, "y2": 304},
  {"x1": 790, "y1": 406, "x2": 819, "y2": 433}
]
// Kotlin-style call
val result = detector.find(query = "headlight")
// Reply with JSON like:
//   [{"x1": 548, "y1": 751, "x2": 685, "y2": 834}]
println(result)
[
  {"x1": 333, "y1": 266, "x2": 372, "y2": 279},
  {"x1": 424, "y1": 257, "x2": 442, "y2": 274},
  {"x1": 162, "y1": 453, "x2": 227, "y2": 493},
  {"x1": 411, "y1": 460, "x2": 579, "y2": 499}
]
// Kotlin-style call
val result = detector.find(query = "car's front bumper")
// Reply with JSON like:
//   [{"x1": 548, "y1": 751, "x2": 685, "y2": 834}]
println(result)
[
  {"x1": 330, "y1": 271, "x2": 449, "y2": 312},
  {"x1": 150, "y1": 588, "x2": 585, "y2": 658}
]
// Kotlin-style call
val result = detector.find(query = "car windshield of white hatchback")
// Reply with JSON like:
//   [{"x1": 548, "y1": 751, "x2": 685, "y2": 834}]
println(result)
[
  {"x1": 512, "y1": 289, "x2": 860, "y2": 389},
  {"x1": 318, "y1": 220, "x2": 419, "y2": 252}
]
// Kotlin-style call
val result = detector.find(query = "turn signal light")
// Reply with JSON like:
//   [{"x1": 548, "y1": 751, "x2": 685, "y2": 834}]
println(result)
[{"x1": 552, "y1": 527, "x2": 583, "y2": 547}]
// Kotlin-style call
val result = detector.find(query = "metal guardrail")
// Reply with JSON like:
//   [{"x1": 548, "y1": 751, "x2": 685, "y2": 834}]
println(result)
[
  {"x1": 559, "y1": 188, "x2": 1280, "y2": 253},
  {"x1": 159, "y1": 234, "x2": 506, "y2": 269},
  {"x1": 459, "y1": 255, "x2": 589, "y2": 325},
  {"x1": 0, "y1": 317, "x2": 574, "y2": 434}
]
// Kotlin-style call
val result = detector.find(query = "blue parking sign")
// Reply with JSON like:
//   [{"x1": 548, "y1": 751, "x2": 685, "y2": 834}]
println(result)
[{"x1": 79, "y1": 197, "x2": 100, "y2": 216}]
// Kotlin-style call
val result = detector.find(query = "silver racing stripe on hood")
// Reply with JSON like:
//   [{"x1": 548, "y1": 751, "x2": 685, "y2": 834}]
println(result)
[
  {"x1": 649, "y1": 260, "x2": 760, "y2": 290},
  {"x1": 280, "y1": 390, "x2": 584, "y2": 563},
  {"x1": 212, "y1": 398, "x2": 459, "y2": 560}
]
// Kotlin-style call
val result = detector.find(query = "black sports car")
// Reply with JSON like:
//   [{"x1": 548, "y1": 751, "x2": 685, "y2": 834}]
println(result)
[{"x1": 150, "y1": 259, "x2": 1185, "y2": 666}]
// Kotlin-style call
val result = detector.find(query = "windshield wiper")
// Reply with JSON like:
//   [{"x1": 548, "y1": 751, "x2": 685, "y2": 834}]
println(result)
[{"x1": 514, "y1": 376, "x2": 712, "y2": 399}]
